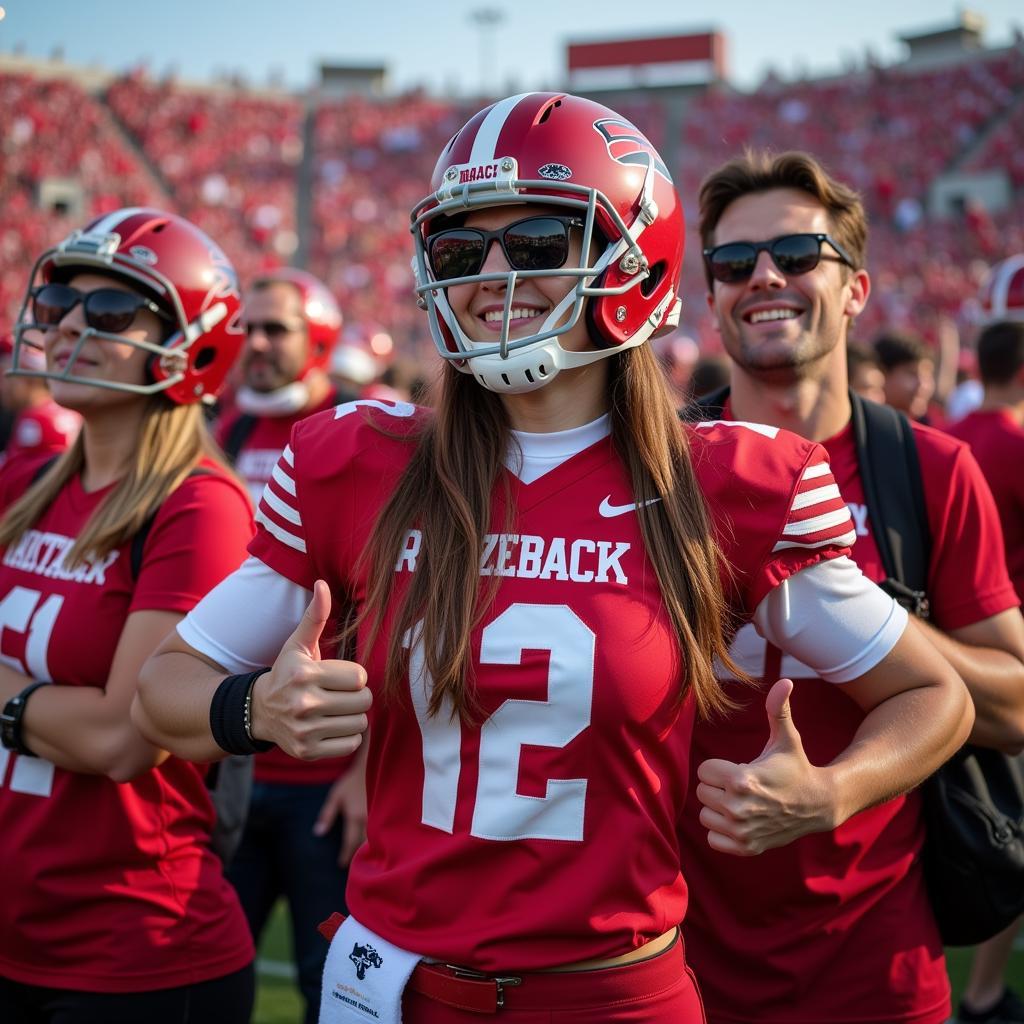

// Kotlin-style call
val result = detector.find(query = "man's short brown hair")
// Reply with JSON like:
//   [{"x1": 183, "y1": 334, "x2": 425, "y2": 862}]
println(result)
[{"x1": 698, "y1": 150, "x2": 868, "y2": 288}]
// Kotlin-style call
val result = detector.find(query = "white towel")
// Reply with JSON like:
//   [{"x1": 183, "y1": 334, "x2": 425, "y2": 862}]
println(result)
[{"x1": 318, "y1": 915, "x2": 422, "y2": 1024}]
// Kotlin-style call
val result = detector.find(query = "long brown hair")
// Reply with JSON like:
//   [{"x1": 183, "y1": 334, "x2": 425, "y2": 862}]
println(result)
[
  {"x1": 0, "y1": 397, "x2": 232, "y2": 569},
  {"x1": 349, "y1": 343, "x2": 742, "y2": 721}
]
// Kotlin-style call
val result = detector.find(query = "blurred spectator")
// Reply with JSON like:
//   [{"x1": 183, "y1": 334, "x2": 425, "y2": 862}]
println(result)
[
  {"x1": 328, "y1": 343, "x2": 380, "y2": 403},
  {"x1": 0, "y1": 331, "x2": 80, "y2": 464},
  {"x1": 688, "y1": 355, "x2": 732, "y2": 402},
  {"x1": 874, "y1": 330, "x2": 940, "y2": 423},
  {"x1": 847, "y1": 341, "x2": 887, "y2": 404},
  {"x1": 947, "y1": 318, "x2": 1024, "y2": 1024}
]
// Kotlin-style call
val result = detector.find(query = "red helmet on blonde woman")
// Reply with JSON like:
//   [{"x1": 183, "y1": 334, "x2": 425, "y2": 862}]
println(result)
[
  {"x1": 410, "y1": 92, "x2": 683, "y2": 394},
  {"x1": 14, "y1": 207, "x2": 244, "y2": 405},
  {"x1": 250, "y1": 267, "x2": 343, "y2": 379}
]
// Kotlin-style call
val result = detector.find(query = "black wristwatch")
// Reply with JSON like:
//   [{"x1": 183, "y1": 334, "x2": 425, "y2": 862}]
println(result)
[{"x1": 0, "y1": 681, "x2": 52, "y2": 756}]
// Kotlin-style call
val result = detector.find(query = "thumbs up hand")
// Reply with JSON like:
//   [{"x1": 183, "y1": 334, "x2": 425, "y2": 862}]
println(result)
[
  {"x1": 249, "y1": 579, "x2": 372, "y2": 760},
  {"x1": 695, "y1": 679, "x2": 834, "y2": 856}
]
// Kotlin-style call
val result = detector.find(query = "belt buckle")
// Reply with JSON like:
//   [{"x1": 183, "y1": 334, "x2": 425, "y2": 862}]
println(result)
[{"x1": 445, "y1": 964, "x2": 523, "y2": 1010}]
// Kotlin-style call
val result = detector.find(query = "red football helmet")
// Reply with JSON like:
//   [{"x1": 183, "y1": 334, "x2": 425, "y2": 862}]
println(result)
[
  {"x1": 410, "y1": 92, "x2": 683, "y2": 394},
  {"x1": 13, "y1": 207, "x2": 244, "y2": 404},
  {"x1": 979, "y1": 255, "x2": 1024, "y2": 323},
  {"x1": 251, "y1": 268, "x2": 343, "y2": 379}
]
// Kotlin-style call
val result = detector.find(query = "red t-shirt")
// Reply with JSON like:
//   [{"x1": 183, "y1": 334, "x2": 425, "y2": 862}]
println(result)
[
  {"x1": 216, "y1": 393, "x2": 350, "y2": 787},
  {"x1": 0, "y1": 456, "x2": 256, "y2": 992},
  {"x1": 248, "y1": 401, "x2": 854, "y2": 971},
  {"x1": 948, "y1": 408, "x2": 1024, "y2": 602},
  {"x1": 4, "y1": 400, "x2": 80, "y2": 462},
  {"x1": 681, "y1": 415, "x2": 1019, "y2": 1024}
]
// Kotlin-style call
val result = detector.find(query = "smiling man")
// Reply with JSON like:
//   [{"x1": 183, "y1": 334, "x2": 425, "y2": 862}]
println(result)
[{"x1": 680, "y1": 150, "x2": 1024, "y2": 1024}]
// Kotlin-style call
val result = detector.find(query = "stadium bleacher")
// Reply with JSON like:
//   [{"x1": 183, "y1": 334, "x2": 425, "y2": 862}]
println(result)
[{"x1": 3, "y1": 39, "x2": 1023, "y2": 362}]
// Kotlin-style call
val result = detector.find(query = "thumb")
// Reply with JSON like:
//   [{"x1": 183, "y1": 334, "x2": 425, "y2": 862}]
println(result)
[
  {"x1": 283, "y1": 579, "x2": 331, "y2": 661},
  {"x1": 758, "y1": 678, "x2": 801, "y2": 758}
]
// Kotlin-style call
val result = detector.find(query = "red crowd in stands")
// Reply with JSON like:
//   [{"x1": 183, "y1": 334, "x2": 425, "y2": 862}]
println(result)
[{"x1": 2, "y1": 45, "x2": 1023, "y2": 368}]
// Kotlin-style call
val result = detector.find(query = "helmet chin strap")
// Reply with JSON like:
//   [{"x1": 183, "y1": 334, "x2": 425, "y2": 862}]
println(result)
[{"x1": 234, "y1": 381, "x2": 310, "y2": 417}]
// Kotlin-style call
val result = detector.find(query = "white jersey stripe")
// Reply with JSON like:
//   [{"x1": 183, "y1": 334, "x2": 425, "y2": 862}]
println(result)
[
  {"x1": 773, "y1": 528, "x2": 857, "y2": 552},
  {"x1": 783, "y1": 507, "x2": 853, "y2": 536},
  {"x1": 802, "y1": 463, "x2": 832, "y2": 481},
  {"x1": 791, "y1": 483, "x2": 842, "y2": 510},
  {"x1": 694, "y1": 419, "x2": 780, "y2": 439},
  {"x1": 282, "y1": 445, "x2": 294, "y2": 467},
  {"x1": 469, "y1": 93, "x2": 534, "y2": 165},
  {"x1": 255, "y1": 508, "x2": 307, "y2": 553},
  {"x1": 271, "y1": 462, "x2": 296, "y2": 496},
  {"x1": 262, "y1": 486, "x2": 301, "y2": 526}
]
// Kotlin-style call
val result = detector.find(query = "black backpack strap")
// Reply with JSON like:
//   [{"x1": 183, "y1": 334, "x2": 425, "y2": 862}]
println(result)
[
  {"x1": 682, "y1": 384, "x2": 731, "y2": 423},
  {"x1": 30, "y1": 454, "x2": 61, "y2": 485},
  {"x1": 222, "y1": 414, "x2": 258, "y2": 465},
  {"x1": 128, "y1": 467, "x2": 214, "y2": 580},
  {"x1": 849, "y1": 391, "x2": 932, "y2": 618}
]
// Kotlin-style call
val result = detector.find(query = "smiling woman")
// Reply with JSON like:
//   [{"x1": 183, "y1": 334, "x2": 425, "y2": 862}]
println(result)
[
  {"x1": 0, "y1": 209, "x2": 258, "y2": 1024},
  {"x1": 134, "y1": 93, "x2": 970, "y2": 1024}
]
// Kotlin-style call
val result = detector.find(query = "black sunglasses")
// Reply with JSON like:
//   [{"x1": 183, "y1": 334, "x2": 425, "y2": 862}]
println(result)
[
  {"x1": 703, "y1": 233, "x2": 856, "y2": 284},
  {"x1": 426, "y1": 215, "x2": 585, "y2": 281},
  {"x1": 32, "y1": 283, "x2": 173, "y2": 334},
  {"x1": 243, "y1": 320, "x2": 305, "y2": 339}
]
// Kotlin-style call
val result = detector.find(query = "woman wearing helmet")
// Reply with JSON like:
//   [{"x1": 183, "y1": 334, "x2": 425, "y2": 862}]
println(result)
[
  {"x1": 0, "y1": 208, "x2": 255, "y2": 1022},
  {"x1": 136, "y1": 96, "x2": 969, "y2": 1022}
]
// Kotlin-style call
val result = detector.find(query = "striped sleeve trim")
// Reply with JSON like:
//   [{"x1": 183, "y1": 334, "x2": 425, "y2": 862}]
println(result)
[
  {"x1": 773, "y1": 460, "x2": 854, "y2": 554},
  {"x1": 254, "y1": 445, "x2": 306, "y2": 553}
]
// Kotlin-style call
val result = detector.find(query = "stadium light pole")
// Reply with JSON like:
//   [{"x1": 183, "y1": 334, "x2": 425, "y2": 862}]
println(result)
[{"x1": 469, "y1": 8, "x2": 504, "y2": 98}]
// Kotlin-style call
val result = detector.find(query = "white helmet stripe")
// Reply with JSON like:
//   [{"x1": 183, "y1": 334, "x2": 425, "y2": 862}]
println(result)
[
  {"x1": 468, "y1": 93, "x2": 536, "y2": 166},
  {"x1": 86, "y1": 206, "x2": 154, "y2": 236}
]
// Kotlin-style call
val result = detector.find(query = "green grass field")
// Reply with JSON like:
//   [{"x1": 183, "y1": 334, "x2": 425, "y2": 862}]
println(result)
[{"x1": 252, "y1": 901, "x2": 1024, "y2": 1024}]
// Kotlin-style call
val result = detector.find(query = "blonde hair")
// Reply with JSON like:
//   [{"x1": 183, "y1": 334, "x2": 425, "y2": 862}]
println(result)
[
  {"x1": 347, "y1": 344, "x2": 744, "y2": 722},
  {"x1": 0, "y1": 397, "x2": 231, "y2": 569}
]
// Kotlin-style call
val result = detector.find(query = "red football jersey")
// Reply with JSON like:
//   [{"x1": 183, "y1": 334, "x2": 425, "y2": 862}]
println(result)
[
  {"x1": 948, "y1": 408, "x2": 1024, "y2": 601},
  {"x1": 216, "y1": 393, "x2": 351, "y2": 786},
  {"x1": 0, "y1": 456, "x2": 256, "y2": 992},
  {"x1": 4, "y1": 400, "x2": 80, "y2": 461},
  {"x1": 249, "y1": 402, "x2": 854, "y2": 971},
  {"x1": 682, "y1": 414, "x2": 1019, "y2": 1024}
]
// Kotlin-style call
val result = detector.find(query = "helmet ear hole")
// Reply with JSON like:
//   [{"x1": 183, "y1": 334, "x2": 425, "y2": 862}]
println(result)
[
  {"x1": 193, "y1": 346, "x2": 216, "y2": 370},
  {"x1": 641, "y1": 261, "x2": 665, "y2": 299}
]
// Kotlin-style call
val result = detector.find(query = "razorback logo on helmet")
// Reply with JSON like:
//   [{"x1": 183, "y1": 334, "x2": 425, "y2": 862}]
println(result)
[
  {"x1": 204, "y1": 248, "x2": 243, "y2": 332},
  {"x1": 593, "y1": 118, "x2": 672, "y2": 183}
]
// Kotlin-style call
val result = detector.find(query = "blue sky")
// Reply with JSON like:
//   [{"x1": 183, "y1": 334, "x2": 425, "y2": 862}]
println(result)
[{"x1": 1, "y1": 1, "x2": 1020, "y2": 94}]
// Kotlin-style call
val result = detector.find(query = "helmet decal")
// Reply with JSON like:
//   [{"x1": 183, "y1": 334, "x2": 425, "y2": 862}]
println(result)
[{"x1": 593, "y1": 118, "x2": 672, "y2": 183}]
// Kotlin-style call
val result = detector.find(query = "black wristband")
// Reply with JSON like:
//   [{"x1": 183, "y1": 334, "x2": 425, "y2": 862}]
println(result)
[
  {"x1": 209, "y1": 669, "x2": 274, "y2": 755},
  {"x1": 1, "y1": 681, "x2": 52, "y2": 756}
]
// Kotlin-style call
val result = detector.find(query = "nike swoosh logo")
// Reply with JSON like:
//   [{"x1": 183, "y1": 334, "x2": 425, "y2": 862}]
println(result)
[{"x1": 598, "y1": 495, "x2": 662, "y2": 518}]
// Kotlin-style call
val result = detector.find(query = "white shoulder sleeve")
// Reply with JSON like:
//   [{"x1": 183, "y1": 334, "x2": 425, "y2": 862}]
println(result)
[
  {"x1": 177, "y1": 556, "x2": 312, "y2": 673},
  {"x1": 752, "y1": 556, "x2": 908, "y2": 683}
]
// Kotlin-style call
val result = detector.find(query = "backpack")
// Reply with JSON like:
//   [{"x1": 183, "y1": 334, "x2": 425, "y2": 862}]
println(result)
[
  {"x1": 688, "y1": 387, "x2": 1024, "y2": 947},
  {"x1": 30, "y1": 457, "x2": 252, "y2": 864}
]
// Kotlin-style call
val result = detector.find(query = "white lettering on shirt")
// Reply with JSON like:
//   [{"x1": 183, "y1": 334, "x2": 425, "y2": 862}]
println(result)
[
  {"x1": 3, "y1": 530, "x2": 120, "y2": 586},
  {"x1": 396, "y1": 530, "x2": 631, "y2": 586},
  {"x1": 848, "y1": 503, "x2": 870, "y2": 537}
]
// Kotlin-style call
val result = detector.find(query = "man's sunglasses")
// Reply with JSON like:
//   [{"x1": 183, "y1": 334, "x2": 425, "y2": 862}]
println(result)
[
  {"x1": 426, "y1": 215, "x2": 585, "y2": 281},
  {"x1": 243, "y1": 320, "x2": 305, "y2": 339},
  {"x1": 703, "y1": 233, "x2": 856, "y2": 284},
  {"x1": 32, "y1": 283, "x2": 173, "y2": 334}
]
